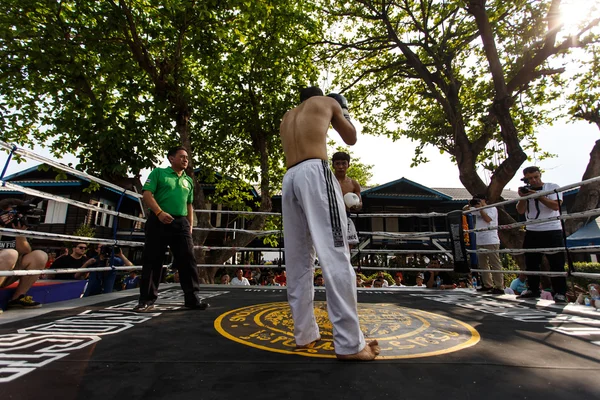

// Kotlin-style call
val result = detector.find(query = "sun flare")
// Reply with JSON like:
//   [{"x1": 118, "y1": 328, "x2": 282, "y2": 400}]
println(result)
[{"x1": 559, "y1": 0, "x2": 600, "y2": 34}]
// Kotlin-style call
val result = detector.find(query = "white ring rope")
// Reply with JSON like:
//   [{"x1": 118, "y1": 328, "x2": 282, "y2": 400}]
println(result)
[
  {"x1": 1, "y1": 181, "x2": 146, "y2": 223},
  {"x1": 197, "y1": 245, "x2": 283, "y2": 251},
  {"x1": 358, "y1": 231, "x2": 449, "y2": 238},
  {"x1": 462, "y1": 173, "x2": 600, "y2": 215},
  {"x1": 0, "y1": 141, "x2": 143, "y2": 199},
  {"x1": 469, "y1": 269, "x2": 567, "y2": 276},
  {"x1": 194, "y1": 209, "x2": 281, "y2": 216},
  {"x1": 0, "y1": 227, "x2": 144, "y2": 247},
  {"x1": 193, "y1": 227, "x2": 280, "y2": 236},
  {"x1": 352, "y1": 212, "x2": 447, "y2": 218},
  {"x1": 351, "y1": 249, "x2": 449, "y2": 254},
  {"x1": 465, "y1": 207, "x2": 600, "y2": 233},
  {"x1": 0, "y1": 265, "x2": 148, "y2": 277}
]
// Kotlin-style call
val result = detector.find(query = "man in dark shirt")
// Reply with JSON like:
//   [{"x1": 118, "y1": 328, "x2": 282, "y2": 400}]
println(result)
[{"x1": 50, "y1": 242, "x2": 89, "y2": 280}]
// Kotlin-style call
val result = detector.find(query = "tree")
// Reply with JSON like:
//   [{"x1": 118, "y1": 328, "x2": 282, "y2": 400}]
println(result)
[
  {"x1": 320, "y1": 0, "x2": 600, "y2": 251},
  {"x1": 565, "y1": 44, "x2": 600, "y2": 235},
  {"x1": 0, "y1": 0, "x2": 324, "y2": 282}
]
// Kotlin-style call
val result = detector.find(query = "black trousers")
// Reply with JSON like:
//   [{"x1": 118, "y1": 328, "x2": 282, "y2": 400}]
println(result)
[
  {"x1": 139, "y1": 214, "x2": 199, "y2": 303},
  {"x1": 523, "y1": 229, "x2": 567, "y2": 295}
]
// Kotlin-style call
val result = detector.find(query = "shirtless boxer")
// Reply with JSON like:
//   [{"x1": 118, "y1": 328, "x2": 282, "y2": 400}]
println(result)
[
  {"x1": 332, "y1": 151, "x2": 361, "y2": 247},
  {"x1": 280, "y1": 86, "x2": 379, "y2": 361}
]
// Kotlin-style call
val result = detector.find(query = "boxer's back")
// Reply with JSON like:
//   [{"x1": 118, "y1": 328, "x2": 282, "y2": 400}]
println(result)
[{"x1": 280, "y1": 96, "x2": 335, "y2": 168}]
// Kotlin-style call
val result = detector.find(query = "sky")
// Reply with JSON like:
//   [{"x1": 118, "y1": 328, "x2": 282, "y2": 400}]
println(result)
[
  {"x1": 2, "y1": 116, "x2": 596, "y2": 193},
  {"x1": 330, "y1": 118, "x2": 599, "y2": 191}
]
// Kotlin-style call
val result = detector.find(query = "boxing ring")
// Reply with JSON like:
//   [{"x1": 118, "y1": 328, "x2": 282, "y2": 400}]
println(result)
[{"x1": 0, "y1": 142, "x2": 599, "y2": 399}]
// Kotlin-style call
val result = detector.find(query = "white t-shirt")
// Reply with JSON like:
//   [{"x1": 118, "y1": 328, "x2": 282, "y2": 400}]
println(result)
[
  {"x1": 472, "y1": 206, "x2": 500, "y2": 245},
  {"x1": 524, "y1": 183, "x2": 562, "y2": 231},
  {"x1": 231, "y1": 277, "x2": 250, "y2": 286}
]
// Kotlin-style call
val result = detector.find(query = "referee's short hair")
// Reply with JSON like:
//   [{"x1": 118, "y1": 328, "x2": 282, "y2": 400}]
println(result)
[{"x1": 167, "y1": 146, "x2": 187, "y2": 160}]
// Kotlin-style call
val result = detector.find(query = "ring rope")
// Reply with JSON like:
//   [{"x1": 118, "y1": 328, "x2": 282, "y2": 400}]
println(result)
[
  {"x1": 462, "y1": 173, "x2": 600, "y2": 215},
  {"x1": 469, "y1": 269, "x2": 567, "y2": 276},
  {"x1": 0, "y1": 265, "x2": 148, "y2": 277},
  {"x1": 352, "y1": 212, "x2": 448, "y2": 218},
  {"x1": 194, "y1": 209, "x2": 281, "y2": 216},
  {"x1": 0, "y1": 181, "x2": 146, "y2": 223},
  {"x1": 197, "y1": 245, "x2": 283, "y2": 251},
  {"x1": 358, "y1": 231, "x2": 449, "y2": 238},
  {"x1": 192, "y1": 227, "x2": 279, "y2": 236},
  {"x1": 0, "y1": 227, "x2": 144, "y2": 247},
  {"x1": 0, "y1": 141, "x2": 143, "y2": 199},
  {"x1": 465, "y1": 207, "x2": 600, "y2": 233}
]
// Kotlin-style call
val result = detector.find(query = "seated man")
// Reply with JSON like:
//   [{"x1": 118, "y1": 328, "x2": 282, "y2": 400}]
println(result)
[
  {"x1": 80, "y1": 245, "x2": 133, "y2": 296},
  {"x1": 220, "y1": 274, "x2": 230, "y2": 285},
  {"x1": 0, "y1": 198, "x2": 48, "y2": 309},
  {"x1": 372, "y1": 278, "x2": 385, "y2": 288},
  {"x1": 231, "y1": 268, "x2": 250, "y2": 286},
  {"x1": 51, "y1": 242, "x2": 89, "y2": 280},
  {"x1": 424, "y1": 258, "x2": 456, "y2": 289},
  {"x1": 122, "y1": 270, "x2": 140, "y2": 290}
]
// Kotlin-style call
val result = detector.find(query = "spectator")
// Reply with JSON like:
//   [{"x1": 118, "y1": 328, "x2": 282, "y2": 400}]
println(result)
[
  {"x1": 231, "y1": 268, "x2": 250, "y2": 286},
  {"x1": 220, "y1": 274, "x2": 230, "y2": 285},
  {"x1": 50, "y1": 242, "x2": 89, "y2": 280},
  {"x1": 391, "y1": 275, "x2": 404, "y2": 287},
  {"x1": 265, "y1": 274, "x2": 280, "y2": 286},
  {"x1": 122, "y1": 270, "x2": 140, "y2": 290},
  {"x1": 375, "y1": 271, "x2": 389, "y2": 287},
  {"x1": 314, "y1": 274, "x2": 325, "y2": 287},
  {"x1": 509, "y1": 273, "x2": 528, "y2": 295},
  {"x1": 516, "y1": 166, "x2": 567, "y2": 303},
  {"x1": 356, "y1": 276, "x2": 365, "y2": 287},
  {"x1": 424, "y1": 257, "x2": 456, "y2": 289},
  {"x1": 81, "y1": 246, "x2": 133, "y2": 296},
  {"x1": 415, "y1": 273, "x2": 425, "y2": 287},
  {"x1": 466, "y1": 194, "x2": 504, "y2": 294},
  {"x1": 0, "y1": 198, "x2": 48, "y2": 309},
  {"x1": 275, "y1": 270, "x2": 287, "y2": 286},
  {"x1": 372, "y1": 278, "x2": 385, "y2": 288}
]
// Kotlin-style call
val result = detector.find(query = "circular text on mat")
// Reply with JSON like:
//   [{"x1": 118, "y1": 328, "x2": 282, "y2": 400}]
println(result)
[{"x1": 214, "y1": 301, "x2": 479, "y2": 359}]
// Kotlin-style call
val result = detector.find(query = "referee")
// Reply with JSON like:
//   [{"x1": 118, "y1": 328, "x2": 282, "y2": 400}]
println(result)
[{"x1": 134, "y1": 146, "x2": 208, "y2": 312}]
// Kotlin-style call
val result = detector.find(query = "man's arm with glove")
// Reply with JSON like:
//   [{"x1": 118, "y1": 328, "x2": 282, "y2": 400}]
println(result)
[{"x1": 327, "y1": 92, "x2": 356, "y2": 145}]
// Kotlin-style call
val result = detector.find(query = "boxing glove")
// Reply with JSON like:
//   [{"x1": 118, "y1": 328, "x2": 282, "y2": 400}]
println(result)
[{"x1": 327, "y1": 93, "x2": 351, "y2": 122}]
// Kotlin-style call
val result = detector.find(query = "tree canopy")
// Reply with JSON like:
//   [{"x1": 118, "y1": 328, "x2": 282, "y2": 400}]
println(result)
[{"x1": 320, "y1": 0, "x2": 600, "y2": 200}]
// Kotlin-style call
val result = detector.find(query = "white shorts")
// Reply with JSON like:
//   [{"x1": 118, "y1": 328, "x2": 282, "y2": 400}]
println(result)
[{"x1": 347, "y1": 218, "x2": 359, "y2": 245}]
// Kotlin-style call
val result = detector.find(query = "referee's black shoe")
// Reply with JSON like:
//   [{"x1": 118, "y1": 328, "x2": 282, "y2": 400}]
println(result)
[{"x1": 184, "y1": 294, "x2": 210, "y2": 310}]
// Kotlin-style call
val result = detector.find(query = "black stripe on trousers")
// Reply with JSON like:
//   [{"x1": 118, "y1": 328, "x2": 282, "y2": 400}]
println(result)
[{"x1": 321, "y1": 160, "x2": 345, "y2": 247}]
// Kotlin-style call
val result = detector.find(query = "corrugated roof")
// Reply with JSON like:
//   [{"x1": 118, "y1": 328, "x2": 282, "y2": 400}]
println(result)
[{"x1": 432, "y1": 187, "x2": 521, "y2": 201}]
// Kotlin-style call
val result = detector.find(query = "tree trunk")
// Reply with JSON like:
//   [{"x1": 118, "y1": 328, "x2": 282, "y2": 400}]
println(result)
[{"x1": 564, "y1": 139, "x2": 600, "y2": 236}]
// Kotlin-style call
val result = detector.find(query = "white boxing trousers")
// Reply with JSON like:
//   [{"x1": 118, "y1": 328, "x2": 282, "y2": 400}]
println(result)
[{"x1": 282, "y1": 159, "x2": 366, "y2": 355}]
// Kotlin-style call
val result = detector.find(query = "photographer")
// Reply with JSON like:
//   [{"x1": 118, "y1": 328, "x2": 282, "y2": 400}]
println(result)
[
  {"x1": 80, "y1": 245, "x2": 132, "y2": 296},
  {"x1": 0, "y1": 198, "x2": 48, "y2": 309},
  {"x1": 465, "y1": 194, "x2": 504, "y2": 294},
  {"x1": 515, "y1": 166, "x2": 567, "y2": 303}
]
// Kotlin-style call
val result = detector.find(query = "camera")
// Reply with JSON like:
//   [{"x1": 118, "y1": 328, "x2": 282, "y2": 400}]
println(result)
[
  {"x1": 0, "y1": 198, "x2": 44, "y2": 228},
  {"x1": 100, "y1": 245, "x2": 121, "y2": 257},
  {"x1": 518, "y1": 178, "x2": 543, "y2": 194},
  {"x1": 469, "y1": 199, "x2": 481, "y2": 207}
]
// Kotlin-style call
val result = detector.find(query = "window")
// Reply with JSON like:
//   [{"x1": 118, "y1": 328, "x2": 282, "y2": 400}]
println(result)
[
  {"x1": 94, "y1": 198, "x2": 116, "y2": 228},
  {"x1": 44, "y1": 196, "x2": 69, "y2": 224}
]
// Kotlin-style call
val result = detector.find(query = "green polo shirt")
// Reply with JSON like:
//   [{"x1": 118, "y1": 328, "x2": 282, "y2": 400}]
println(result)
[{"x1": 143, "y1": 167, "x2": 194, "y2": 216}]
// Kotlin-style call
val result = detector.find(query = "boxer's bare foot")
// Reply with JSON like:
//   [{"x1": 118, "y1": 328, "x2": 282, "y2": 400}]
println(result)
[
  {"x1": 296, "y1": 337, "x2": 321, "y2": 349},
  {"x1": 336, "y1": 340, "x2": 380, "y2": 361}
]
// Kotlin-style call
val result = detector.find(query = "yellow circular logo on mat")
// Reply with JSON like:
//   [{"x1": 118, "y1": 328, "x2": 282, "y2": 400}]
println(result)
[{"x1": 214, "y1": 301, "x2": 479, "y2": 359}]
